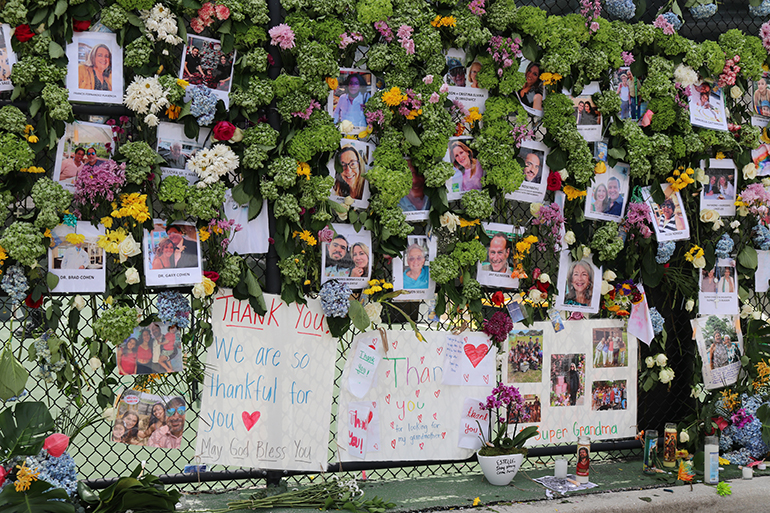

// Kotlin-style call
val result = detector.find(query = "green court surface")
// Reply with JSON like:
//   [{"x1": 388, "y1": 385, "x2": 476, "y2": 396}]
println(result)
[{"x1": 176, "y1": 459, "x2": 765, "y2": 512}]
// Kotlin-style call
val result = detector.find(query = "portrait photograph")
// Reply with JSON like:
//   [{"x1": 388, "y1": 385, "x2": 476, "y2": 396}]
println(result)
[
  {"x1": 444, "y1": 49, "x2": 489, "y2": 130},
  {"x1": 642, "y1": 185, "x2": 691, "y2": 242},
  {"x1": 695, "y1": 315, "x2": 742, "y2": 390},
  {"x1": 144, "y1": 220, "x2": 203, "y2": 287},
  {"x1": 550, "y1": 353, "x2": 585, "y2": 407},
  {"x1": 444, "y1": 137, "x2": 485, "y2": 200},
  {"x1": 592, "y1": 327, "x2": 627, "y2": 368},
  {"x1": 516, "y1": 59, "x2": 544, "y2": 116},
  {"x1": 328, "y1": 139, "x2": 373, "y2": 209},
  {"x1": 567, "y1": 82, "x2": 602, "y2": 142},
  {"x1": 554, "y1": 251, "x2": 602, "y2": 314},
  {"x1": 48, "y1": 222, "x2": 105, "y2": 294},
  {"x1": 399, "y1": 158, "x2": 430, "y2": 222},
  {"x1": 157, "y1": 121, "x2": 211, "y2": 184},
  {"x1": 584, "y1": 162, "x2": 630, "y2": 222},
  {"x1": 111, "y1": 389, "x2": 187, "y2": 449},
  {"x1": 752, "y1": 73, "x2": 770, "y2": 118},
  {"x1": 610, "y1": 67, "x2": 639, "y2": 120},
  {"x1": 117, "y1": 322, "x2": 182, "y2": 376},
  {"x1": 591, "y1": 380, "x2": 627, "y2": 411},
  {"x1": 222, "y1": 192, "x2": 269, "y2": 255},
  {"x1": 699, "y1": 258, "x2": 739, "y2": 316},
  {"x1": 66, "y1": 32, "x2": 123, "y2": 104},
  {"x1": 477, "y1": 223, "x2": 521, "y2": 289},
  {"x1": 506, "y1": 140, "x2": 549, "y2": 204},
  {"x1": 392, "y1": 235, "x2": 437, "y2": 302},
  {"x1": 505, "y1": 328, "x2": 543, "y2": 384},
  {"x1": 179, "y1": 35, "x2": 235, "y2": 108},
  {"x1": 53, "y1": 122, "x2": 114, "y2": 192},
  {"x1": 700, "y1": 158, "x2": 737, "y2": 216},
  {"x1": 320, "y1": 223, "x2": 372, "y2": 290},
  {"x1": 0, "y1": 24, "x2": 16, "y2": 92},
  {"x1": 688, "y1": 81, "x2": 728, "y2": 131},
  {"x1": 328, "y1": 68, "x2": 374, "y2": 132}
]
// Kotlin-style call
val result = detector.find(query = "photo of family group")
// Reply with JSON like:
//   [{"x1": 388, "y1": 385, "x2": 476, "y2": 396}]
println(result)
[
  {"x1": 753, "y1": 74, "x2": 770, "y2": 117},
  {"x1": 695, "y1": 315, "x2": 743, "y2": 390},
  {"x1": 584, "y1": 163, "x2": 630, "y2": 222},
  {"x1": 516, "y1": 60, "x2": 544, "y2": 115},
  {"x1": 321, "y1": 224, "x2": 372, "y2": 289},
  {"x1": 688, "y1": 81, "x2": 728, "y2": 131},
  {"x1": 445, "y1": 138, "x2": 485, "y2": 200},
  {"x1": 53, "y1": 122, "x2": 114, "y2": 191},
  {"x1": 642, "y1": 186, "x2": 690, "y2": 242},
  {"x1": 179, "y1": 35, "x2": 235, "y2": 106},
  {"x1": 329, "y1": 69, "x2": 374, "y2": 131},
  {"x1": 392, "y1": 235, "x2": 436, "y2": 301},
  {"x1": 610, "y1": 67, "x2": 640, "y2": 120},
  {"x1": 144, "y1": 221, "x2": 202, "y2": 287},
  {"x1": 477, "y1": 223, "x2": 521, "y2": 288},
  {"x1": 591, "y1": 380, "x2": 627, "y2": 411},
  {"x1": 117, "y1": 322, "x2": 182, "y2": 375},
  {"x1": 506, "y1": 141, "x2": 549, "y2": 204},
  {"x1": 112, "y1": 389, "x2": 187, "y2": 449},
  {"x1": 328, "y1": 140, "x2": 373, "y2": 208},
  {"x1": 47, "y1": 222, "x2": 105, "y2": 294},
  {"x1": 555, "y1": 252, "x2": 602, "y2": 314},
  {"x1": 0, "y1": 24, "x2": 15, "y2": 91},
  {"x1": 513, "y1": 394, "x2": 541, "y2": 423},
  {"x1": 156, "y1": 122, "x2": 211, "y2": 183},
  {"x1": 443, "y1": 49, "x2": 489, "y2": 134},
  {"x1": 66, "y1": 32, "x2": 123, "y2": 104},
  {"x1": 506, "y1": 328, "x2": 543, "y2": 383},
  {"x1": 699, "y1": 258, "x2": 739, "y2": 316},
  {"x1": 700, "y1": 159, "x2": 737, "y2": 215},
  {"x1": 592, "y1": 327, "x2": 627, "y2": 368},
  {"x1": 399, "y1": 159, "x2": 430, "y2": 221},
  {"x1": 550, "y1": 353, "x2": 585, "y2": 407}
]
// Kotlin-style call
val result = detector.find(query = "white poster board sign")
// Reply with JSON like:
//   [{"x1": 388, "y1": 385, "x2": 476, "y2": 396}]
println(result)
[{"x1": 196, "y1": 292, "x2": 336, "y2": 470}]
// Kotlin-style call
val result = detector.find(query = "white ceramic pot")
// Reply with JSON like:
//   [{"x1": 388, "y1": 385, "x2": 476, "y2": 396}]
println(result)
[{"x1": 476, "y1": 452, "x2": 524, "y2": 486}]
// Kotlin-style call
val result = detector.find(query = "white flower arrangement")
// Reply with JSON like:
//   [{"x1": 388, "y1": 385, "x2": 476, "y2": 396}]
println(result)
[
  {"x1": 139, "y1": 4, "x2": 184, "y2": 46},
  {"x1": 187, "y1": 144, "x2": 240, "y2": 187},
  {"x1": 123, "y1": 76, "x2": 170, "y2": 127}
]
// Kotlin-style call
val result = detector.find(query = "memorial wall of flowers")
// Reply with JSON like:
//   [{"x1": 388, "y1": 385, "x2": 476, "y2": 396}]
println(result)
[{"x1": 3, "y1": 0, "x2": 770, "y2": 500}]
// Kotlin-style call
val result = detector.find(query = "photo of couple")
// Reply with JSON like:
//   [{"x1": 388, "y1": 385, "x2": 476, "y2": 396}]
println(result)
[
  {"x1": 150, "y1": 224, "x2": 199, "y2": 270},
  {"x1": 53, "y1": 122, "x2": 114, "y2": 190},
  {"x1": 112, "y1": 390, "x2": 186, "y2": 449},
  {"x1": 584, "y1": 164, "x2": 629, "y2": 222},
  {"x1": 321, "y1": 225, "x2": 373, "y2": 289},
  {"x1": 117, "y1": 322, "x2": 182, "y2": 375}
]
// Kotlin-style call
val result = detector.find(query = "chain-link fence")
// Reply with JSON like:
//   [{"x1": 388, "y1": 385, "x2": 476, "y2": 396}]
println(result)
[{"x1": 3, "y1": 0, "x2": 770, "y2": 493}]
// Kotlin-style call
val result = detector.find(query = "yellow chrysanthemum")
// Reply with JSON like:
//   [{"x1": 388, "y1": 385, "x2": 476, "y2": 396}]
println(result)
[
  {"x1": 15, "y1": 462, "x2": 40, "y2": 492},
  {"x1": 326, "y1": 77, "x2": 339, "y2": 90},
  {"x1": 563, "y1": 185, "x2": 587, "y2": 201},
  {"x1": 292, "y1": 230, "x2": 317, "y2": 246},
  {"x1": 715, "y1": 152, "x2": 726, "y2": 160},
  {"x1": 112, "y1": 193, "x2": 151, "y2": 223},
  {"x1": 97, "y1": 228, "x2": 129, "y2": 254},
  {"x1": 594, "y1": 161, "x2": 607, "y2": 174},
  {"x1": 65, "y1": 233, "x2": 86, "y2": 245},
  {"x1": 20, "y1": 166, "x2": 45, "y2": 173},
  {"x1": 382, "y1": 87, "x2": 407, "y2": 107},
  {"x1": 100, "y1": 216, "x2": 113, "y2": 229},
  {"x1": 458, "y1": 218, "x2": 480, "y2": 227},
  {"x1": 0, "y1": 245, "x2": 7, "y2": 263},
  {"x1": 177, "y1": 78, "x2": 189, "y2": 88},
  {"x1": 199, "y1": 227, "x2": 211, "y2": 242},
  {"x1": 297, "y1": 162, "x2": 311, "y2": 180},
  {"x1": 27, "y1": 135, "x2": 39, "y2": 143},
  {"x1": 24, "y1": 124, "x2": 34, "y2": 134},
  {"x1": 539, "y1": 72, "x2": 562, "y2": 85},
  {"x1": 382, "y1": 282, "x2": 393, "y2": 289},
  {"x1": 464, "y1": 107, "x2": 482, "y2": 124}
]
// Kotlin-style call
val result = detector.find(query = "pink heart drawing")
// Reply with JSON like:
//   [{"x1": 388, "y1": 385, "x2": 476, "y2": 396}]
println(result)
[
  {"x1": 385, "y1": 370, "x2": 391, "y2": 377},
  {"x1": 441, "y1": 432, "x2": 446, "y2": 439},
  {"x1": 420, "y1": 356, "x2": 425, "y2": 364},
  {"x1": 390, "y1": 422, "x2": 395, "y2": 429},
  {"x1": 418, "y1": 414, "x2": 423, "y2": 423},
  {"x1": 434, "y1": 390, "x2": 441, "y2": 398},
  {"x1": 419, "y1": 443, "x2": 424, "y2": 450},
  {"x1": 385, "y1": 394, "x2": 391, "y2": 404},
  {"x1": 374, "y1": 443, "x2": 379, "y2": 450},
  {"x1": 242, "y1": 411, "x2": 261, "y2": 431},
  {"x1": 463, "y1": 374, "x2": 469, "y2": 382},
  {"x1": 392, "y1": 340, "x2": 398, "y2": 349},
  {"x1": 482, "y1": 375, "x2": 489, "y2": 384},
  {"x1": 464, "y1": 343, "x2": 488, "y2": 368},
  {"x1": 433, "y1": 413, "x2": 438, "y2": 420},
  {"x1": 437, "y1": 347, "x2": 443, "y2": 355},
  {"x1": 415, "y1": 389, "x2": 421, "y2": 398},
  {"x1": 391, "y1": 439, "x2": 396, "y2": 449},
  {"x1": 367, "y1": 411, "x2": 374, "y2": 424}
]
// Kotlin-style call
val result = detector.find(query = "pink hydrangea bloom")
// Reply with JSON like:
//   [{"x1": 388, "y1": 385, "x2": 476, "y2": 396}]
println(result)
[
  {"x1": 761, "y1": 21, "x2": 770, "y2": 52},
  {"x1": 396, "y1": 25, "x2": 413, "y2": 39},
  {"x1": 653, "y1": 15, "x2": 675, "y2": 36},
  {"x1": 269, "y1": 23, "x2": 296, "y2": 50},
  {"x1": 374, "y1": 21, "x2": 393, "y2": 42},
  {"x1": 621, "y1": 51, "x2": 635, "y2": 66},
  {"x1": 198, "y1": 2, "x2": 215, "y2": 21},
  {"x1": 422, "y1": 75, "x2": 434, "y2": 85}
]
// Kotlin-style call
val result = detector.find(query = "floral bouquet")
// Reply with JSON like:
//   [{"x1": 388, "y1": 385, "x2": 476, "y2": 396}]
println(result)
[
  {"x1": 478, "y1": 382, "x2": 538, "y2": 456},
  {"x1": 736, "y1": 182, "x2": 770, "y2": 226}
]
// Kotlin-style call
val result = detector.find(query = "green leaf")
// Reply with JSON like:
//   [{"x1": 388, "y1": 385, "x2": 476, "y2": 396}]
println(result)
[
  {"x1": 0, "y1": 348, "x2": 29, "y2": 402},
  {"x1": 546, "y1": 148, "x2": 568, "y2": 170},
  {"x1": 671, "y1": 0, "x2": 683, "y2": 17},
  {"x1": 29, "y1": 97, "x2": 43, "y2": 118},
  {"x1": 0, "y1": 401, "x2": 53, "y2": 459},
  {"x1": 247, "y1": 197, "x2": 263, "y2": 221},
  {"x1": 348, "y1": 299, "x2": 370, "y2": 332},
  {"x1": 219, "y1": 19, "x2": 232, "y2": 34},
  {"x1": 46, "y1": 272, "x2": 60, "y2": 290},
  {"x1": 0, "y1": 479, "x2": 76, "y2": 513},
  {"x1": 403, "y1": 124, "x2": 422, "y2": 146},
  {"x1": 127, "y1": 12, "x2": 143, "y2": 27},
  {"x1": 244, "y1": 270, "x2": 267, "y2": 316},
  {"x1": 49, "y1": 41, "x2": 64, "y2": 59},
  {"x1": 231, "y1": 183, "x2": 250, "y2": 204},
  {"x1": 31, "y1": 8, "x2": 50, "y2": 25},
  {"x1": 607, "y1": 147, "x2": 626, "y2": 160},
  {"x1": 738, "y1": 246, "x2": 758, "y2": 270},
  {"x1": 54, "y1": 0, "x2": 68, "y2": 17}
]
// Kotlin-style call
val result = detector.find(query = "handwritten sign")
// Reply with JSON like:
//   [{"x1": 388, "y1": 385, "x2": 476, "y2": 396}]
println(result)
[
  {"x1": 347, "y1": 401, "x2": 379, "y2": 459},
  {"x1": 338, "y1": 330, "x2": 493, "y2": 462},
  {"x1": 458, "y1": 397, "x2": 488, "y2": 450},
  {"x1": 348, "y1": 333, "x2": 382, "y2": 398},
  {"x1": 196, "y1": 291, "x2": 336, "y2": 470},
  {"x1": 442, "y1": 333, "x2": 495, "y2": 386}
]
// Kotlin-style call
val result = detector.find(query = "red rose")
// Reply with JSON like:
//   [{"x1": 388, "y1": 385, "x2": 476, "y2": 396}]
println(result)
[
  {"x1": 535, "y1": 281, "x2": 549, "y2": 293},
  {"x1": 73, "y1": 20, "x2": 91, "y2": 32},
  {"x1": 14, "y1": 25, "x2": 34, "y2": 43},
  {"x1": 25, "y1": 293, "x2": 44, "y2": 309},
  {"x1": 204, "y1": 271, "x2": 220, "y2": 282},
  {"x1": 213, "y1": 121, "x2": 236, "y2": 141},
  {"x1": 546, "y1": 171, "x2": 562, "y2": 191},
  {"x1": 491, "y1": 291, "x2": 505, "y2": 306}
]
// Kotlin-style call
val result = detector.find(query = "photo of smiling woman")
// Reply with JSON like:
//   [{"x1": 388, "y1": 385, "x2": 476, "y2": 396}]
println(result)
[
  {"x1": 78, "y1": 44, "x2": 112, "y2": 91},
  {"x1": 328, "y1": 140, "x2": 373, "y2": 209},
  {"x1": 555, "y1": 251, "x2": 602, "y2": 314},
  {"x1": 66, "y1": 32, "x2": 123, "y2": 104},
  {"x1": 402, "y1": 243, "x2": 429, "y2": 289}
]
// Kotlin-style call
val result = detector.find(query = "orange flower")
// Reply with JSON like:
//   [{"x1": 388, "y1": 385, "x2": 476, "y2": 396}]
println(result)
[{"x1": 166, "y1": 105, "x2": 181, "y2": 120}]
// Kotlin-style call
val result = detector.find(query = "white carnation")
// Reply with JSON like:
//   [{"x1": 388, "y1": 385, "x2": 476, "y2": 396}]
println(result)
[{"x1": 673, "y1": 64, "x2": 698, "y2": 88}]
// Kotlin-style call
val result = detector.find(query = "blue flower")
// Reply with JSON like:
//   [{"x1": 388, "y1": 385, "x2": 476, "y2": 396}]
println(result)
[
  {"x1": 715, "y1": 233, "x2": 734, "y2": 260},
  {"x1": 319, "y1": 281, "x2": 351, "y2": 318},
  {"x1": 655, "y1": 241, "x2": 675, "y2": 264},
  {"x1": 186, "y1": 85, "x2": 218, "y2": 126},
  {"x1": 649, "y1": 307, "x2": 664, "y2": 335},
  {"x1": 1, "y1": 265, "x2": 28, "y2": 304},
  {"x1": 157, "y1": 291, "x2": 191, "y2": 328}
]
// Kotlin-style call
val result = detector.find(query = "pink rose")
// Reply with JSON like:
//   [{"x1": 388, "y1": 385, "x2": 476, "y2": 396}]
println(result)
[{"x1": 213, "y1": 121, "x2": 236, "y2": 141}]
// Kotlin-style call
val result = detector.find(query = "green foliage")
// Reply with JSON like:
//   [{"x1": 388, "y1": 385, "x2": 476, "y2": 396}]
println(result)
[
  {"x1": 0, "y1": 401, "x2": 53, "y2": 459},
  {"x1": 0, "y1": 479, "x2": 75, "y2": 513}
]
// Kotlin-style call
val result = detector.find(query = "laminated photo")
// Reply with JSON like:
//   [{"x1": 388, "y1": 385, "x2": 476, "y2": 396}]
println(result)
[
  {"x1": 0, "y1": 24, "x2": 16, "y2": 92},
  {"x1": 505, "y1": 328, "x2": 543, "y2": 384},
  {"x1": 53, "y1": 122, "x2": 115, "y2": 192},
  {"x1": 444, "y1": 137, "x2": 484, "y2": 200},
  {"x1": 698, "y1": 258, "x2": 739, "y2": 316},
  {"x1": 399, "y1": 158, "x2": 430, "y2": 222},
  {"x1": 48, "y1": 222, "x2": 105, "y2": 294},
  {"x1": 566, "y1": 82, "x2": 602, "y2": 142},
  {"x1": 688, "y1": 81, "x2": 728, "y2": 132},
  {"x1": 443, "y1": 49, "x2": 489, "y2": 133},
  {"x1": 642, "y1": 185, "x2": 691, "y2": 242},
  {"x1": 112, "y1": 389, "x2": 187, "y2": 449},
  {"x1": 554, "y1": 251, "x2": 602, "y2": 314},
  {"x1": 694, "y1": 315, "x2": 742, "y2": 390},
  {"x1": 144, "y1": 220, "x2": 203, "y2": 287},
  {"x1": 700, "y1": 158, "x2": 737, "y2": 216},
  {"x1": 156, "y1": 121, "x2": 211, "y2": 184},
  {"x1": 550, "y1": 353, "x2": 585, "y2": 407},
  {"x1": 610, "y1": 67, "x2": 639, "y2": 120},
  {"x1": 328, "y1": 139, "x2": 373, "y2": 209},
  {"x1": 476, "y1": 223, "x2": 522, "y2": 289},
  {"x1": 516, "y1": 59, "x2": 545, "y2": 117},
  {"x1": 506, "y1": 140, "x2": 549, "y2": 204},
  {"x1": 584, "y1": 162, "x2": 630, "y2": 222},
  {"x1": 117, "y1": 322, "x2": 182, "y2": 376},
  {"x1": 320, "y1": 223, "x2": 372, "y2": 290},
  {"x1": 329, "y1": 68, "x2": 374, "y2": 134},
  {"x1": 179, "y1": 35, "x2": 235, "y2": 108},
  {"x1": 66, "y1": 32, "x2": 123, "y2": 104},
  {"x1": 392, "y1": 235, "x2": 437, "y2": 302}
]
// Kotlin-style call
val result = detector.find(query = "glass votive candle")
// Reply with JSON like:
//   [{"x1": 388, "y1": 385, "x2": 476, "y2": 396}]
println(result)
[{"x1": 554, "y1": 458, "x2": 568, "y2": 478}]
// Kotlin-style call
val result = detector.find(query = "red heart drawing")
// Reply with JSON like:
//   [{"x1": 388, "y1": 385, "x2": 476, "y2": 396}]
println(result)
[
  {"x1": 433, "y1": 413, "x2": 437, "y2": 420},
  {"x1": 367, "y1": 411, "x2": 374, "y2": 424},
  {"x1": 391, "y1": 439, "x2": 396, "y2": 449},
  {"x1": 463, "y1": 374, "x2": 470, "y2": 382},
  {"x1": 373, "y1": 444, "x2": 379, "y2": 450},
  {"x1": 385, "y1": 394, "x2": 391, "y2": 404},
  {"x1": 390, "y1": 422, "x2": 395, "y2": 429},
  {"x1": 464, "y1": 343, "x2": 488, "y2": 368},
  {"x1": 441, "y1": 432, "x2": 446, "y2": 439},
  {"x1": 392, "y1": 340, "x2": 398, "y2": 349},
  {"x1": 482, "y1": 375, "x2": 489, "y2": 384},
  {"x1": 372, "y1": 401, "x2": 377, "y2": 409},
  {"x1": 434, "y1": 390, "x2": 441, "y2": 398},
  {"x1": 464, "y1": 336, "x2": 468, "y2": 343},
  {"x1": 437, "y1": 347, "x2": 443, "y2": 355},
  {"x1": 386, "y1": 370, "x2": 391, "y2": 377},
  {"x1": 420, "y1": 356, "x2": 425, "y2": 364},
  {"x1": 419, "y1": 443, "x2": 424, "y2": 450},
  {"x1": 415, "y1": 389, "x2": 421, "y2": 398},
  {"x1": 242, "y1": 411, "x2": 261, "y2": 431},
  {"x1": 418, "y1": 414, "x2": 423, "y2": 423}
]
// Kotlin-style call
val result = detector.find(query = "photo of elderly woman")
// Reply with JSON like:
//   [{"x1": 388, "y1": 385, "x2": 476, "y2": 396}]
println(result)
[
  {"x1": 402, "y1": 243, "x2": 430, "y2": 290},
  {"x1": 393, "y1": 235, "x2": 436, "y2": 301},
  {"x1": 78, "y1": 43, "x2": 112, "y2": 91},
  {"x1": 66, "y1": 32, "x2": 123, "y2": 104}
]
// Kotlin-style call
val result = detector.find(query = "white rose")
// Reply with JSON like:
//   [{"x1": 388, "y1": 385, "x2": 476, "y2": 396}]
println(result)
[
  {"x1": 603, "y1": 270, "x2": 617, "y2": 282},
  {"x1": 694, "y1": 167, "x2": 708, "y2": 185},
  {"x1": 601, "y1": 280, "x2": 614, "y2": 295},
  {"x1": 743, "y1": 163, "x2": 758, "y2": 180},
  {"x1": 89, "y1": 357, "x2": 102, "y2": 371},
  {"x1": 700, "y1": 209, "x2": 719, "y2": 224},
  {"x1": 364, "y1": 302, "x2": 383, "y2": 325},
  {"x1": 192, "y1": 282, "x2": 207, "y2": 299},
  {"x1": 538, "y1": 273, "x2": 551, "y2": 284},
  {"x1": 564, "y1": 231, "x2": 576, "y2": 245},
  {"x1": 73, "y1": 295, "x2": 86, "y2": 311},
  {"x1": 439, "y1": 212, "x2": 460, "y2": 232},
  {"x1": 730, "y1": 86, "x2": 742, "y2": 99},
  {"x1": 558, "y1": 169, "x2": 569, "y2": 180},
  {"x1": 679, "y1": 431, "x2": 690, "y2": 443},
  {"x1": 685, "y1": 298, "x2": 695, "y2": 312},
  {"x1": 645, "y1": 356, "x2": 655, "y2": 368},
  {"x1": 582, "y1": 245, "x2": 591, "y2": 259},
  {"x1": 659, "y1": 367, "x2": 675, "y2": 384},
  {"x1": 655, "y1": 353, "x2": 668, "y2": 367},
  {"x1": 344, "y1": 196, "x2": 355, "y2": 206},
  {"x1": 125, "y1": 267, "x2": 140, "y2": 285},
  {"x1": 693, "y1": 255, "x2": 706, "y2": 268},
  {"x1": 339, "y1": 120, "x2": 355, "y2": 134},
  {"x1": 528, "y1": 289, "x2": 544, "y2": 303},
  {"x1": 118, "y1": 234, "x2": 142, "y2": 263},
  {"x1": 530, "y1": 202, "x2": 543, "y2": 217},
  {"x1": 730, "y1": 220, "x2": 741, "y2": 233},
  {"x1": 337, "y1": 210, "x2": 348, "y2": 221}
]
